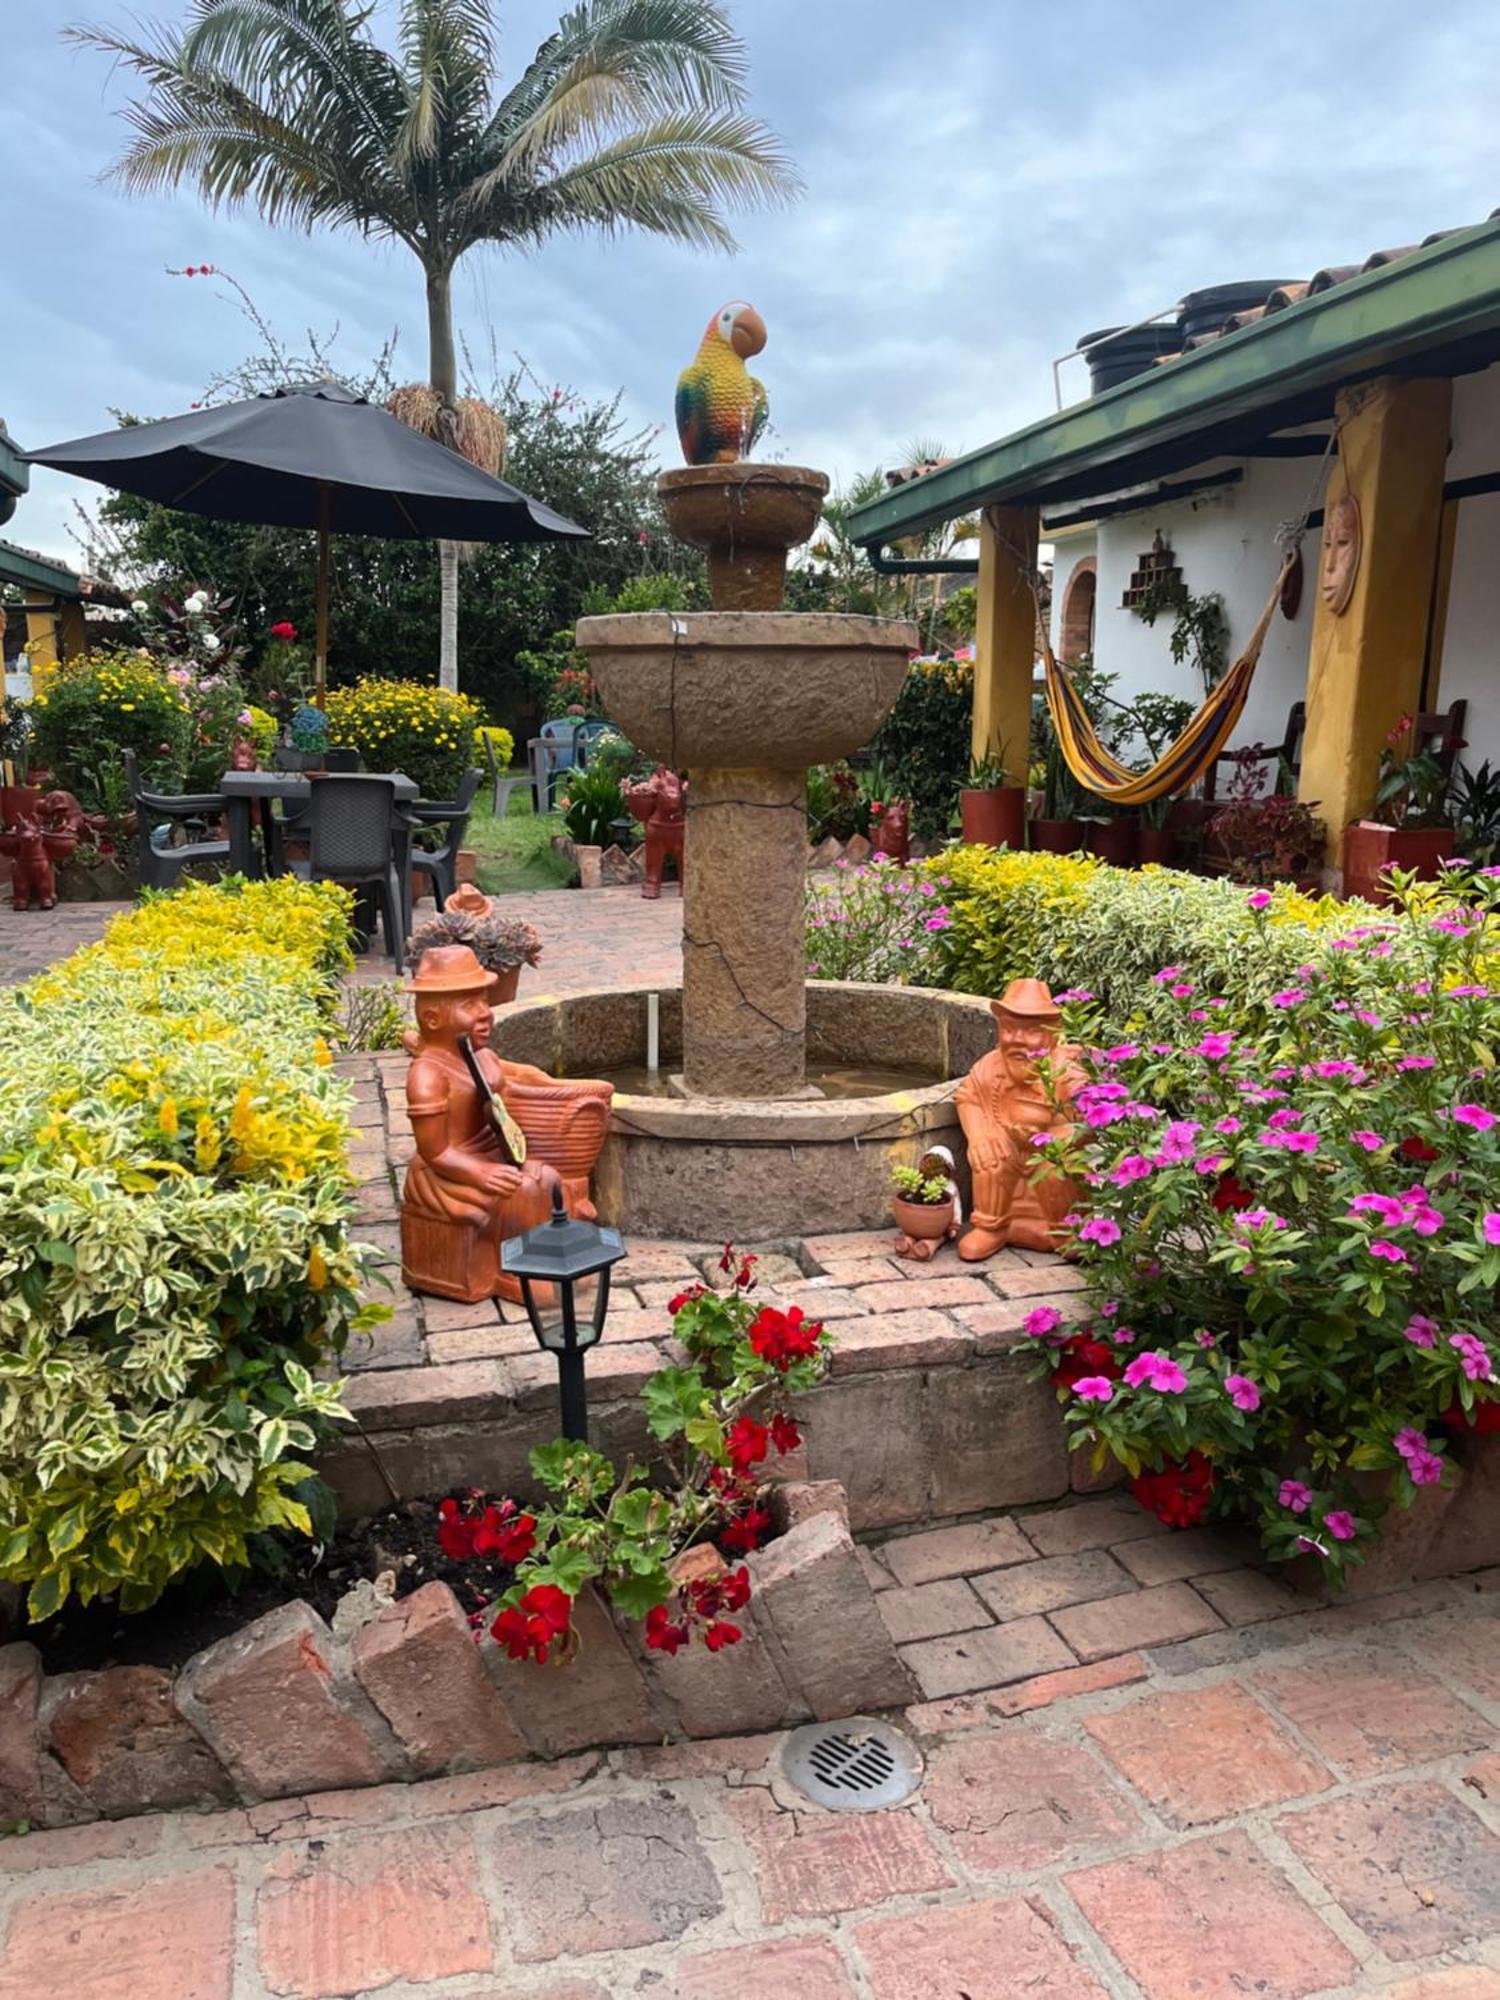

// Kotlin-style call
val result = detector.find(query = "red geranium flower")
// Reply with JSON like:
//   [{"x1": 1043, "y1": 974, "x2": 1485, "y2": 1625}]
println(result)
[
  {"x1": 1211, "y1": 1172, "x2": 1255, "y2": 1213},
  {"x1": 719, "y1": 1506, "x2": 772, "y2": 1554},
  {"x1": 473, "y1": 1506, "x2": 537, "y2": 1566},
  {"x1": 769, "y1": 1412, "x2": 801, "y2": 1456},
  {"x1": 1400, "y1": 1135, "x2": 1439, "y2": 1164},
  {"x1": 1130, "y1": 1450, "x2": 1216, "y2": 1528},
  {"x1": 644, "y1": 1603, "x2": 690, "y2": 1654},
  {"x1": 667, "y1": 1283, "x2": 706, "y2": 1315},
  {"x1": 726, "y1": 1415, "x2": 770, "y2": 1474},
  {"x1": 1050, "y1": 1335, "x2": 1121, "y2": 1393},
  {"x1": 1441, "y1": 1399, "x2": 1500, "y2": 1434},
  {"x1": 491, "y1": 1583, "x2": 573, "y2": 1664},
  {"x1": 703, "y1": 1620, "x2": 742, "y2": 1651},
  {"x1": 748, "y1": 1304, "x2": 823, "y2": 1370},
  {"x1": 269, "y1": 620, "x2": 297, "y2": 642}
]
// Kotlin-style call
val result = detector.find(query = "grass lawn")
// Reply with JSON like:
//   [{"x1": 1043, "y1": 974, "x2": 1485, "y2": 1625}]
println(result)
[{"x1": 465, "y1": 786, "x2": 575, "y2": 896}]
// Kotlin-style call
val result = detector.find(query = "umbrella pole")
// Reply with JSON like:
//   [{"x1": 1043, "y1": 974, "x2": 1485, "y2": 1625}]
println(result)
[{"x1": 315, "y1": 483, "x2": 330, "y2": 706}]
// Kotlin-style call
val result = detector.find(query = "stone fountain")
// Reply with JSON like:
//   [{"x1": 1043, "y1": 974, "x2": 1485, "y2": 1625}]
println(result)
[{"x1": 492, "y1": 306, "x2": 994, "y2": 1238}]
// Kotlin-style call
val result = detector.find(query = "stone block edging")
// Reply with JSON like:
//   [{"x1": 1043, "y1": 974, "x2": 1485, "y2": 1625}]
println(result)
[{"x1": 0, "y1": 1482, "x2": 911, "y2": 1831}]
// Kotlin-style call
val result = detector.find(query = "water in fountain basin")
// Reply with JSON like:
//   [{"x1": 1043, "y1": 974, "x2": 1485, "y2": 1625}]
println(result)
[{"x1": 596, "y1": 1057, "x2": 943, "y2": 1102}]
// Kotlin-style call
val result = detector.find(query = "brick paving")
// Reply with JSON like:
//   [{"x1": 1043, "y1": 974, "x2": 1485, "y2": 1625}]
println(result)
[
  {"x1": 7, "y1": 883, "x2": 1500, "y2": 1994},
  {"x1": 2, "y1": 1582, "x2": 1498, "y2": 1997}
]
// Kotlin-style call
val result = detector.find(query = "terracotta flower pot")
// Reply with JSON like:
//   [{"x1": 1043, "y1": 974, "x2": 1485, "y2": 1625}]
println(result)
[
  {"x1": 1138, "y1": 827, "x2": 1179, "y2": 867},
  {"x1": 1089, "y1": 818, "x2": 1140, "y2": 868},
  {"x1": 959, "y1": 786, "x2": 1024, "y2": 849},
  {"x1": 892, "y1": 1195, "x2": 954, "y2": 1244},
  {"x1": 488, "y1": 963, "x2": 522, "y2": 1006},
  {"x1": 1342, "y1": 821, "x2": 1455, "y2": 904},
  {"x1": 1031, "y1": 817, "x2": 1084, "y2": 854}
]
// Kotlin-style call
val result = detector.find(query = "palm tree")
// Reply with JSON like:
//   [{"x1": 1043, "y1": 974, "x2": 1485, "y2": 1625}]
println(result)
[{"x1": 75, "y1": 0, "x2": 799, "y2": 689}]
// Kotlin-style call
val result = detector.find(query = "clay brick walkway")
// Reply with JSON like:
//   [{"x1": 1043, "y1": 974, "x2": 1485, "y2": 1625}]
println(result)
[{"x1": 2, "y1": 1582, "x2": 1498, "y2": 1998}]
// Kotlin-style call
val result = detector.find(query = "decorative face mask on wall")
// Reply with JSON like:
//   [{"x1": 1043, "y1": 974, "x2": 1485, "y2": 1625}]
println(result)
[{"x1": 1320, "y1": 492, "x2": 1362, "y2": 616}]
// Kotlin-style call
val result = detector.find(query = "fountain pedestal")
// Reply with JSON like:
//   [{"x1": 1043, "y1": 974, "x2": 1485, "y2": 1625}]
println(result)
[{"x1": 575, "y1": 606, "x2": 916, "y2": 1098}]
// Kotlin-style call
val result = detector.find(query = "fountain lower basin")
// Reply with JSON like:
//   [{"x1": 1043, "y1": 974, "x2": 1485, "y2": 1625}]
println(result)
[{"x1": 493, "y1": 980, "x2": 996, "y2": 1240}]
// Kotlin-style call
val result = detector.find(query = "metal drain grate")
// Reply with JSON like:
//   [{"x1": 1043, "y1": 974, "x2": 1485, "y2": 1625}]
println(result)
[{"x1": 781, "y1": 1718, "x2": 922, "y2": 1812}]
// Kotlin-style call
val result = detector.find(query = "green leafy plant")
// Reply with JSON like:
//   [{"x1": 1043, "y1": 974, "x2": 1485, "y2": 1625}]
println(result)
[
  {"x1": 1452, "y1": 759, "x2": 1500, "y2": 863},
  {"x1": 333, "y1": 981, "x2": 409, "y2": 1052},
  {"x1": 28, "y1": 649, "x2": 193, "y2": 806},
  {"x1": 807, "y1": 857, "x2": 953, "y2": 983},
  {"x1": 965, "y1": 748, "x2": 1012, "y2": 790},
  {"x1": 460, "y1": 1250, "x2": 832, "y2": 1662},
  {"x1": 806, "y1": 762, "x2": 873, "y2": 844},
  {"x1": 558, "y1": 764, "x2": 626, "y2": 848},
  {"x1": 867, "y1": 653, "x2": 974, "y2": 839},
  {"x1": 892, "y1": 1164, "x2": 951, "y2": 1205},
  {"x1": 0, "y1": 876, "x2": 380, "y2": 1619},
  {"x1": 1131, "y1": 576, "x2": 1229, "y2": 694},
  {"x1": 323, "y1": 678, "x2": 480, "y2": 797},
  {"x1": 1375, "y1": 714, "x2": 1457, "y2": 830}
]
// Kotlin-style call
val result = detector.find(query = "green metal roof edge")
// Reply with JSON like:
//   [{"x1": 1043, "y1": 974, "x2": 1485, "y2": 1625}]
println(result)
[
  {"x1": 0, "y1": 430, "x2": 30, "y2": 501},
  {"x1": 0, "y1": 538, "x2": 85, "y2": 596},
  {"x1": 849, "y1": 221, "x2": 1500, "y2": 545}
]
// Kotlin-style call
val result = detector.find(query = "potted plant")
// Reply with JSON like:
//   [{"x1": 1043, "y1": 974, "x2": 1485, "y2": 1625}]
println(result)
[
  {"x1": 1031, "y1": 722, "x2": 1085, "y2": 854},
  {"x1": 409, "y1": 906, "x2": 542, "y2": 1005},
  {"x1": 286, "y1": 702, "x2": 329, "y2": 772},
  {"x1": 1205, "y1": 790, "x2": 1325, "y2": 890},
  {"x1": 1453, "y1": 759, "x2": 1500, "y2": 867},
  {"x1": 1343, "y1": 714, "x2": 1458, "y2": 902},
  {"x1": 1087, "y1": 806, "x2": 1140, "y2": 868},
  {"x1": 958, "y1": 748, "x2": 1024, "y2": 849},
  {"x1": 890, "y1": 1161, "x2": 957, "y2": 1249}
]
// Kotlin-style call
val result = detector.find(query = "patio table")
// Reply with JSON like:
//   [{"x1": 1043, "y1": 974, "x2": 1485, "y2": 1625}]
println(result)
[{"x1": 219, "y1": 770, "x2": 420, "y2": 878}]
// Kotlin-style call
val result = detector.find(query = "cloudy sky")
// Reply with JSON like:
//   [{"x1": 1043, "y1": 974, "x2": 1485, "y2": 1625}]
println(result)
[{"x1": 6, "y1": 0, "x2": 1500, "y2": 565}]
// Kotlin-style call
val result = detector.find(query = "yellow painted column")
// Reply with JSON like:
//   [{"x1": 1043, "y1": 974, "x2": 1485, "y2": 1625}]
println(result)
[
  {"x1": 1297, "y1": 376, "x2": 1452, "y2": 869},
  {"x1": 971, "y1": 503, "x2": 1039, "y2": 784},
  {"x1": 57, "y1": 602, "x2": 87, "y2": 661}
]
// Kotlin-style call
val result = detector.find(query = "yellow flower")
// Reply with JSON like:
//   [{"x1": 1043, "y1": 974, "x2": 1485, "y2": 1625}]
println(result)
[
  {"x1": 307, "y1": 1245, "x2": 329, "y2": 1291},
  {"x1": 194, "y1": 1116, "x2": 221, "y2": 1171},
  {"x1": 157, "y1": 1095, "x2": 179, "y2": 1138}
]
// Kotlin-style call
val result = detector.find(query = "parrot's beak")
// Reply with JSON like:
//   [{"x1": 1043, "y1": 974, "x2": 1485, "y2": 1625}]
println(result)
[{"x1": 730, "y1": 307, "x2": 767, "y2": 359}]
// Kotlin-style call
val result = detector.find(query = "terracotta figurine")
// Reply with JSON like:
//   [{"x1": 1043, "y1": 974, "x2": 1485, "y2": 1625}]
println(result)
[
  {"x1": 7, "y1": 817, "x2": 57, "y2": 911},
  {"x1": 871, "y1": 799, "x2": 911, "y2": 865},
  {"x1": 400, "y1": 945, "x2": 614, "y2": 1304},
  {"x1": 626, "y1": 765, "x2": 687, "y2": 900},
  {"x1": 956, "y1": 978, "x2": 1084, "y2": 1260},
  {"x1": 893, "y1": 1143, "x2": 962, "y2": 1262}
]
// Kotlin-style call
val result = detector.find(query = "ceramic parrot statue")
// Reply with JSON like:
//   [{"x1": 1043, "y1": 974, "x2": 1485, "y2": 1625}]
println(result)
[{"x1": 675, "y1": 301, "x2": 769, "y2": 465}]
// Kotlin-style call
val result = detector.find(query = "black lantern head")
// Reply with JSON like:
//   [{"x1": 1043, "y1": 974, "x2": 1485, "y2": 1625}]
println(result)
[{"x1": 501, "y1": 1184, "x2": 626, "y2": 1355}]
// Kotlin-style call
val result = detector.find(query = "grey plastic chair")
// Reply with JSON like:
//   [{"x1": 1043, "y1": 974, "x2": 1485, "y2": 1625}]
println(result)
[
  {"x1": 480, "y1": 729, "x2": 528, "y2": 818},
  {"x1": 407, "y1": 767, "x2": 481, "y2": 911},
  {"x1": 122, "y1": 749, "x2": 230, "y2": 891},
  {"x1": 293, "y1": 775, "x2": 407, "y2": 968}
]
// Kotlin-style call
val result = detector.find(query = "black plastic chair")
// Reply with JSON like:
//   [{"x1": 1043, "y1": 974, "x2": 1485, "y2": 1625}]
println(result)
[
  {"x1": 407, "y1": 767, "x2": 481, "y2": 911},
  {"x1": 122, "y1": 749, "x2": 231, "y2": 891},
  {"x1": 291, "y1": 775, "x2": 407, "y2": 968}
]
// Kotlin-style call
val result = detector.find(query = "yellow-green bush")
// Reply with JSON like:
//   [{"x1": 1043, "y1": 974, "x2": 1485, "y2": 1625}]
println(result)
[
  {"x1": 324, "y1": 677, "x2": 483, "y2": 798},
  {"x1": 0, "y1": 878, "x2": 377, "y2": 1619},
  {"x1": 917, "y1": 848, "x2": 1457, "y2": 1036},
  {"x1": 477, "y1": 723, "x2": 515, "y2": 771}
]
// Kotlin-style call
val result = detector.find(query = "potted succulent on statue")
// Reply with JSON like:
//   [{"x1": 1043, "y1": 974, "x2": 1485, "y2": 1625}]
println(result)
[
  {"x1": 1343, "y1": 714, "x2": 1458, "y2": 902},
  {"x1": 409, "y1": 902, "x2": 543, "y2": 1005},
  {"x1": 958, "y1": 746, "x2": 1025, "y2": 849}
]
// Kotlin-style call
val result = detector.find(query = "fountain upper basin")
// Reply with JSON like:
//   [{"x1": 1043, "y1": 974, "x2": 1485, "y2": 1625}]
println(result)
[{"x1": 574, "y1": 610, "x2": 917, "y2": 770}]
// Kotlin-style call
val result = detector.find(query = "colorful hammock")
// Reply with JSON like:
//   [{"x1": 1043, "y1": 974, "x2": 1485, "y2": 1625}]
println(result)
[{"x1": 1037, "y1": 556, "x2": 1292, "y2": 807}]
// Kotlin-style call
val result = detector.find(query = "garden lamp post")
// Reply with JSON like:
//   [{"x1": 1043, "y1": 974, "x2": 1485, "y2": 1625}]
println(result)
[{"x1": 501, "y1": 1187, "x2": 625, "y2": 1443}]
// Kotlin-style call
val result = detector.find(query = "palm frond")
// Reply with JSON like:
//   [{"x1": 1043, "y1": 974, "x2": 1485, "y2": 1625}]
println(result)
[{"x1": 391, "y1": 0, "x2": 497, "y2": 166}]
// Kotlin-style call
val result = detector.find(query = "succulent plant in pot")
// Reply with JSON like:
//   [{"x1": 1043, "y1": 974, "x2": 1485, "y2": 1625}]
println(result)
[
  {"x1": 409, "y1": 906, "x2": 542, "y2": 1005},
  {"x1": 891, "y1": 1160, "x2": 958, "y2": 1254}
]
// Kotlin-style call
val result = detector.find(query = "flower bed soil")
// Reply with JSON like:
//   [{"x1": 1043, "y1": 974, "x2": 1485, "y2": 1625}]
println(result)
[{"x1": 24, "y1": 1497, "x2": 517, "y2": 1678}]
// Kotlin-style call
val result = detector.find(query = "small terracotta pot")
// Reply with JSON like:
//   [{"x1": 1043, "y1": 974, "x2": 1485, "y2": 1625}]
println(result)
[
  {"x1": 488, "y1": 963, "x2": 522, "y2": 1006},
  {"x1": 1342, "y1": 821, "x2": 1455, "y2": 903},
  {"x1": 892, "y1": 1195, "x2": 953, "y2": 1243},
  {"x1": 1089, "y1": 818, "x2": 1140, "y2": 867},
  {"x1": 959, "y1": 786, "x2": 1025, "y2": 849},
  {"x1": 1031, "y1": 817, "x2": 1084, "y2": 854},
  {"x1": 1137, "y1": 827, "x2": 1179, "y2": 866}
]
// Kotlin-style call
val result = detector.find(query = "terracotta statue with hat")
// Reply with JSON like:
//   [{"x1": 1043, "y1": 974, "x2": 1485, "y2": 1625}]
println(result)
[
  {"x1": 956, "y1": 978, "x2": 1084, "y2": 1261},
  {"x1": 400, "y1": 944, "x2": 612, "y2": 1305}
]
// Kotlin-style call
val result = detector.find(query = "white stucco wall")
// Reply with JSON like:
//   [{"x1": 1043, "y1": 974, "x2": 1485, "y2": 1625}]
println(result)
[
  {"x1": 1435, "y1": 363, "x2": 1500, "y2": 770},
  {"x1": 1048, "y1": 453, "x2": 1322, "y2": 758}
]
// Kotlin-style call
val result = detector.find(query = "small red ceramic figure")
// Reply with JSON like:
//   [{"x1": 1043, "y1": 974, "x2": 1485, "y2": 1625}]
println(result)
[
  {"x1": 229, "y1": 737, "x2": 259, "y2": 772},
  {"x1": 626, "y1": 765, "x2": 687, "y2": 900},
  {"x1": 37, "y1": 791, "x2": 89, "y2": 843},
  {"x1": 872, "y1": 799, "x2": 911, "y2": 864},
  {"x1": 9, "y1": 818, "x2": 57, "y2": 911}
]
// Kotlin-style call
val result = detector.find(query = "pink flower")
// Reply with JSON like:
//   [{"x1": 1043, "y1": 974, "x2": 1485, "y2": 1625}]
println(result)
[
  {"x1": 1195, "y1": 1033, "x2": 1236, "y2": 1061},
  {"x1": 1482, "y1": 1213, "x2": 1500, "y2": 1246},
  {"x1": 1393, "y1": 1427, "x2": 1428, "y2": 1460},
  {"x1": 1123, "y1": 1350, "x2": 1188, "y2": 1393},
  {"x1": 1170, "y1": 982, "x2": 1195, "y2": 999},
  {"x1": 1152, "y1": 965, "x2": 1184, "y2": 984},
  {"x1": 1279, "y1": 1479, "x2": 1313, "y2": 1513},
  {"x1": 1450, "y1": 1332, "x2": 1493, "y2": 1381},
  {"x1": 1271, "y1": 989, "x2": 1307, "y2": 1009},
  {"x1": 1297, "y1": 1534, "x2": 1329, "y2": 1556},
  {"x1": 1156, "y1": 1120, "x2": 1201, "y2": 1164},
  {"x1": 1072, "y1": 1376, "x2": 1115, "y2": 1402},
  {"x1": 1102, "y1": 1043, "x2": 1139, "y2": 1063},
  {"x1": 1262, "y1": 1127, "x2": 1319, "y2": 1154},
  {"x1": 1404, "y1": 1314, "x2": 1438, "y2": 1349},
  {"x1": 1214, "y1": 1117, "x2": 1242, "y2": 1135},
  {"x1": 1452, "y1": 1104, "x2": 1497, "y2": 1131},
  {"x1": 1369, "y1": 1240, "x2": 1409, "y2": 1263},
  {"x1": 1110, "y1": 1154, "x2": 1153, "y2": 1187},
  {"x1": 1247, "y1": 889, "x2": 1273, "y2": 910},
  {"x1": 1350, "y1": 1130, "x2": 1386, "y2": 1152},
  {"x1": 1408, "y1": 1449, "x2": 1445, "y2": 1486},
  {"x1": 1079, "y1": 1217, "x2": 1121, "y2": 1246},
  {"x1": 1324, "y1": 1510, "x2": 1357, "y2": 1541},
  {"x1": 1024, "y1": 1305, "x2": 1064, "y2": 1339},
  {"x1": 1223, "y1": 1373, "x2": 1261, "y2": 1411},
  {"x1": 1398, "y1": 1055, "x2": 1436, "y2": 1071},
  {"x1": 1195, "y1": 1330, "x2": 1217, "y2": 1349}
]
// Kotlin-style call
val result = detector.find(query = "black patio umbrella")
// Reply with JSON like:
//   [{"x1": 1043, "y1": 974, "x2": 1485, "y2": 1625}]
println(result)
[{"x1": 25, "y1": 380, "x2": 588, "y2": 697}]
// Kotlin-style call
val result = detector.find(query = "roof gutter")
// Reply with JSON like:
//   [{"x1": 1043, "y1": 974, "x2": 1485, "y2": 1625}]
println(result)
[{"x1": 849, "y1": 221, "x2": 1500, "y2": 546}]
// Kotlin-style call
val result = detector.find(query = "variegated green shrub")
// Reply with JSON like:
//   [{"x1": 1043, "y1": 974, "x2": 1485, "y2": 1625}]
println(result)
[{"x1": 0, "y1": 877, "x2": 382, "y2": 1618}]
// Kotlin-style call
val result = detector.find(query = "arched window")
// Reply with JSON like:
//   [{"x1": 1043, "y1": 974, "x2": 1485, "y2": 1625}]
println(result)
[{"x1": 1060, "y1": 558, "x2": 1097, "y2": 662}]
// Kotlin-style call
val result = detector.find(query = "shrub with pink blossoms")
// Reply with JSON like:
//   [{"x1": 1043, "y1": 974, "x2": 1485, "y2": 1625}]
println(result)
[{"x1": 1025, "y1": 870, "x2": 1500, "y2": 1587}]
